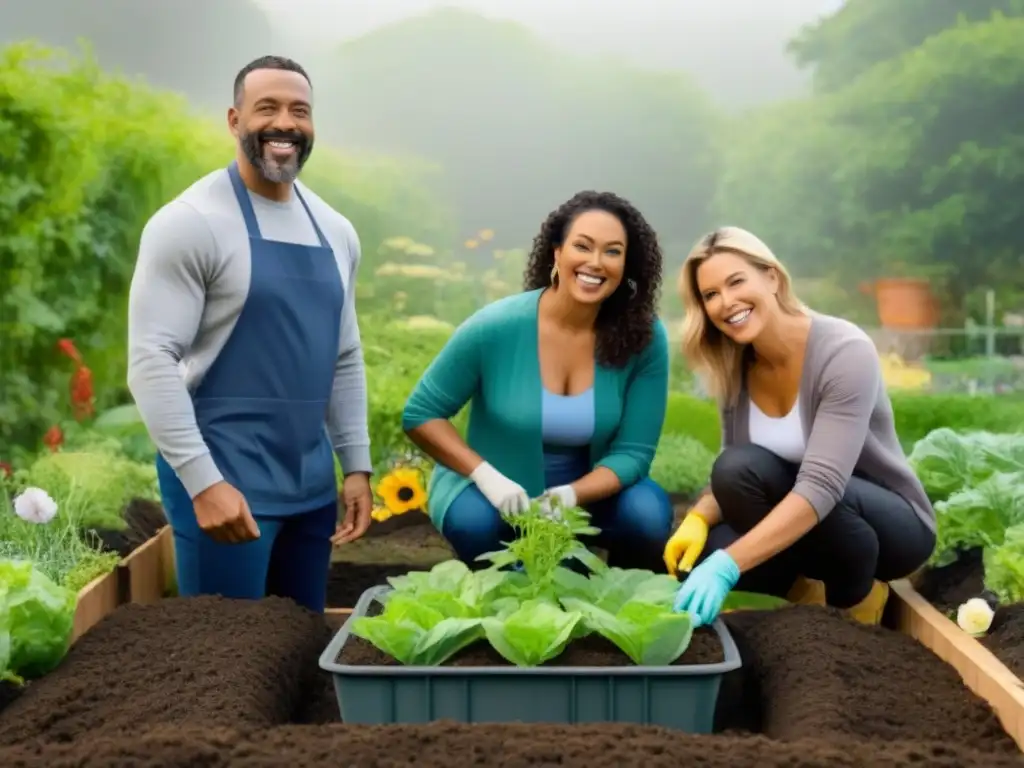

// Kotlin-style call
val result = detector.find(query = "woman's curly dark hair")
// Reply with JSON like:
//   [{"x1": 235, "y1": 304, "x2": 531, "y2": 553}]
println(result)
[{"x1": 523, "y1": 190, "x2": 663, "y2": 368}]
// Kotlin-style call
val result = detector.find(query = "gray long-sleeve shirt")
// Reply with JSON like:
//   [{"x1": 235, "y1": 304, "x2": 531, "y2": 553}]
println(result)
[
  {"x1": 127, "y1": 168, "x2": 371, "y2": 500},
  {"x1": 717, "y1": 312, "x2": 936, "y2": 532}
]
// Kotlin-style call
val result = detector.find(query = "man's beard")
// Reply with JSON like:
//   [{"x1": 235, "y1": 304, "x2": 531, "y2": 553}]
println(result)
[{"x1": 239, "y1": 129, "x2": 313, "y2": 184}]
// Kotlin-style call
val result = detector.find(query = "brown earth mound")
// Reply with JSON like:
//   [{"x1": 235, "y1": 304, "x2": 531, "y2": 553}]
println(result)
[{"x1": 0, "y1": 594, "x2": 1018, "y2": 766}]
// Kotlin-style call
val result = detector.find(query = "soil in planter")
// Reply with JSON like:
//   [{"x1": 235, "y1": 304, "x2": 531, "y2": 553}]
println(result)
[
  {"x1": 339, "y1": 628, "x2": 724, "y2": 667},
  {"x1": 916, "y1": 547, "x2": 1024, "y2": 679},
  {"x1": 0, "y1": 682, "x2": 23, "y2": 718},
  {"x1": 88, "y1": 498, "x2": 167, "y2": 558},
  {"x1": 0, "y1": 595, "x2": 331, "y2": 746}
]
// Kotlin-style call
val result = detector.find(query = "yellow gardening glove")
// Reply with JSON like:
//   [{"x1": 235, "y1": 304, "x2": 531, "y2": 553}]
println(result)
[{"x1": 663, "y1": 512, "x2": 709, "y2": 577}]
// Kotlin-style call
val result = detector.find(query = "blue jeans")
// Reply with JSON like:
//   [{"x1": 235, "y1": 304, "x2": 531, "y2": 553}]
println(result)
[
  {"x1": 441, "y1": 477, "x2": 673, "y2": 572},
  {"x1": 162, "y1": 482, "x2": 337, "y2": 613}
]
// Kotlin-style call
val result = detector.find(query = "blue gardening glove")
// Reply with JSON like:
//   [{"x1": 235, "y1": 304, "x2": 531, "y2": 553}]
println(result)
[{"x1": 672, "y1": 549, "x2": 740, "y2": 627}]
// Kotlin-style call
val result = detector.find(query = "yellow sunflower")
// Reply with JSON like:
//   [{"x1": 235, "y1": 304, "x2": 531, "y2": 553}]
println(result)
[
  {"x1": 376, "y1": 468, "x2": 427, "y2": 515},
  {"x1": 371, "y1": 506, "x2": 393, "y2": 523}
]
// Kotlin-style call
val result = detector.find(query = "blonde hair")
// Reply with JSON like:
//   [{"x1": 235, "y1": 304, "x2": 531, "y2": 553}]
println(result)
[{"x1": 678, "y1": 226, "x2": 806, "y2": 405}]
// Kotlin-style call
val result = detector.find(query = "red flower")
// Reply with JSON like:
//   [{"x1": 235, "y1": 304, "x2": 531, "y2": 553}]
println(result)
[
  {"x1": 70, "y1": 366, "x2": 95, "y2": 420},
  {"x1": 43, "y1": 425, "x2": 64, "y2": 452},
  {"x1": 56, "y1": 338, "x2": 95, "y2": 421},
  {"x1": 0, "y1": 461, "x2": 11, "y2": 478},
  {"x1": 57, "y1": 338, "x2": 83, "y2": 365}
]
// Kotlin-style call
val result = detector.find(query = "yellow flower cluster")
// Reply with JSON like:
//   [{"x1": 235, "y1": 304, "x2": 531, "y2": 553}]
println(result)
[{"x1": 371, "y1": 467, "x2": 428, "y2": 522}]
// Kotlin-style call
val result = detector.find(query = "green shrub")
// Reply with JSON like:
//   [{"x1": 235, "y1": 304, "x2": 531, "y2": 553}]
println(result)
[
  {"x1": 650, "y1": 434, "x2": 714, "y2": 499},
  {"x1": 891, "y1": 392, "x2": 1024, "y2": 450},
  {"x1": 662, "y1": 393, "x2": 721, "y2": 453}
]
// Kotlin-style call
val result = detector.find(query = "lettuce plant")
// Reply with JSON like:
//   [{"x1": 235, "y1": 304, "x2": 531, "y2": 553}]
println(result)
[
  {"x1": 350, "y1": 592, "x2": 484, "y2": 666},
  {"x1": 908, "y1": 428, "x2": 1024, "y2": 604},
  {"x1": 349, "y1": 501, "x2": 705, "y2": 668},
  {"x1": 0, "y1": 558, "x2": 77, "y2": 684}
]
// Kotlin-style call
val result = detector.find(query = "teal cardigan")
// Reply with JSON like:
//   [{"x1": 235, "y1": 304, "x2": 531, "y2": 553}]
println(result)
[{"x1": 402, "y1": 288, "x2": 670, "y2": 529}]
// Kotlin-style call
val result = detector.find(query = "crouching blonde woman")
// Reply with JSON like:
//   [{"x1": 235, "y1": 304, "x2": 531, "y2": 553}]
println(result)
[{"x1": 663, "y1": 227, "x2": 936, "y2": 627}]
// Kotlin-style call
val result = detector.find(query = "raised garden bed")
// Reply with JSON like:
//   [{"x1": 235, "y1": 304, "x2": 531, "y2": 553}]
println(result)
[
  {"x1": 0, "y1": 593, "x2": 1020, "y2": 765},
  {"x1": 4, "y1": 485, "x2": 1023, "y2": 764},
  {"x1": 89, "y1": 498, "x2": 167, "y2": 559},
  {"x1": 915, "y1": 548, "x2": 1024, "y2": 678},
  {"x1": 887, "y1": 426, "x2": 1024, "y2": 748}
]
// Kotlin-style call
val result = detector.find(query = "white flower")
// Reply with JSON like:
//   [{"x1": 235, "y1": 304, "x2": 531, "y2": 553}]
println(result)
[
  {"x1": 956, "y1": 597, "x2": 994, "y2": 636},
  {"x1": 12, "y1": 487, "x2": 59, "y2": 524}
]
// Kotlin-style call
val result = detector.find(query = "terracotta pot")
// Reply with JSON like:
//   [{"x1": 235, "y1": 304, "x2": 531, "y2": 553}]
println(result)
[{"x1": 872, "y1": 278, "x2": 939, "y2": 330}]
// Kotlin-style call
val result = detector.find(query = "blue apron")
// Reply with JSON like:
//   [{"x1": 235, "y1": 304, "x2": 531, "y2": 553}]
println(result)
[{"x1": 156, "y1": 161, "x2": 343, "y2": 607}]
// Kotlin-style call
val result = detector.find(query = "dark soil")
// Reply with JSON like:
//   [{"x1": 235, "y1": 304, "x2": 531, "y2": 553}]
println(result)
[
  {"x1": 0, "y1": 598, "x2": 1019, "y2": 765},
  {"x1": 0, "y1": 723, "x2": 1020, "y2": 767},
  {"x1": 0, "y1": 596, "x2": 331, "y2": 746},
  {"x1": 88, "y1": 498, "x2": 167, "y2": 558},
  {"x1": 917, "y1": 547, "x2": 1024, "y2": 679},
  {"x1": 362, "y1": 509, "x2": 431, "y2": 539},
  {"x1": 338, "y1": 628, "x2": 724, "y2": 667},
  {"x1": 0, "y1": 683, "x2": 22, "y2": 717},
  {"x1": 324, "y1": 561, "x2": 430, "y2": 609},
  {"x1": 719, "y1": 606, "x2": 1015, "y2": 751}
]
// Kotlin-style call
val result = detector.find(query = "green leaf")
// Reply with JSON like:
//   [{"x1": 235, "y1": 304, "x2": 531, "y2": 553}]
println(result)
[
  {"x1": 722, "y1": 591, "x2": 789, "y2": 612},
  {"x1": 482, "y1": 599, "x2": 581, "y2": 667},
  {"x1": 0, "y1": 559, "x2": 77, "y2": 681},
  {"x1": 561, "y1": 597, "x2": 694, "y2": 666},
  {"x1": 350, "y1": 593, "x2": 484, "y2": 666}
]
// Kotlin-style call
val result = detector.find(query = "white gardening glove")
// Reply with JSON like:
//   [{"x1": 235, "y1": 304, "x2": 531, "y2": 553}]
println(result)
[
  {"x1": 470, "y1": 462, "x2": 530, "y2": 516},
  {"x1": 537, "y1": 485, "x2": 577, "y2": 520}
]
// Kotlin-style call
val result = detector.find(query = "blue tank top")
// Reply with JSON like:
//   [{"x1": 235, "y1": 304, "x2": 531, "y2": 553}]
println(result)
[{"x1": 541, "y1": 387, "x2": 594, "y2": 488}]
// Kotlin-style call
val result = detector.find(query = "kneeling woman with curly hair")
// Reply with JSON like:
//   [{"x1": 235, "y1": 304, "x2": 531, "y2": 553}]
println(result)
[{"x1": 402, "y1": 191, "x2": 673, "y2": 571}]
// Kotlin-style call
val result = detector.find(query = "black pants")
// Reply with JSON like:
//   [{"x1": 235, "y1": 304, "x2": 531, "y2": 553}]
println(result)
[{"x1": 700, "y1": 444, "x2": 936, "y2": 608}]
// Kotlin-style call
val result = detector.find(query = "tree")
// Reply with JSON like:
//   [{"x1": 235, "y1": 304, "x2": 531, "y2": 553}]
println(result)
[
  {"x1": 716, "y1": 15, "x2": 1024, "y2": 320},
  {"x1": 789, "y1": 0, "x2": 1024, "y2": 92}
]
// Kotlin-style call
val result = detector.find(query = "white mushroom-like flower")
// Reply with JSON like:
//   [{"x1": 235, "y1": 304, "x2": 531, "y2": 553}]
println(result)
[
  {"x1": 12, "y1": 487, "x2": 59, "y2": 524},
  {"x1": 956, "y1": 597, "x2": 994, "y2": 636}
]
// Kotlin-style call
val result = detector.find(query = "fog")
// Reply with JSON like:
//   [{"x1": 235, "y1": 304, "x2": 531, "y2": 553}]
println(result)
[{"x1": 256, "y1": 0, "x2": 844, "y2": 104}]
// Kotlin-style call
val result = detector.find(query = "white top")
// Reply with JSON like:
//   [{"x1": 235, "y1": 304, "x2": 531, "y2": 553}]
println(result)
[{"x1": 748, "y1": 395, "x2": 806, "y2": 464}]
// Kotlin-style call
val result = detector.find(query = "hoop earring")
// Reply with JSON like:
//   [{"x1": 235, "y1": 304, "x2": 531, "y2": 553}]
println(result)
[
  {"x1": 550, "y1": 264, "x2": 559, "y2": 286},
  {"x1": 627, "y1": 279, "x2": 637, "y2": 299}
]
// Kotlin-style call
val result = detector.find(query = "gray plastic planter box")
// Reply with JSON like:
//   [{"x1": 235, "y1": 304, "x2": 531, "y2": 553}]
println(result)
[{"x1": 318, "y1": 585, "x2": 742, "y2": 731}]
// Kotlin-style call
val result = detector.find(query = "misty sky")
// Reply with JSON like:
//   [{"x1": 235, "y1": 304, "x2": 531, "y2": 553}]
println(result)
[{"x1": 255, "y1": 0, "x2": 844, "y2": 101}]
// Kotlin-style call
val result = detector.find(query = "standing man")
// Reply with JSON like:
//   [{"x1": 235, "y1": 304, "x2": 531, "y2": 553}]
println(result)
[{"x1": 127, "y1": 56, "x2": 373, "y2": 613}]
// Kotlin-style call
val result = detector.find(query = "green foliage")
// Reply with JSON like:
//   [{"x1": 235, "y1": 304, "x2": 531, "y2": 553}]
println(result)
[
  {"x1": 891, "y1": 393, "x2": 1024, "y2": 450},
  {"x1": 353, "y1": 505, "x2": 696, "y2": 668},
  {"x1": 662, "y1": 393, "x2": 722, "y2": 453},
  {"x1": 716, "y1": 12, "x2": 1024, "y2": 319},
  {"x1": 0, "y1": 41, "x2": 453, "y2": 459},
  {"x1": 908, "y1": 428, "x2": 1024, "y2": 603},
  {"x1": 650, "y1": 434, "x2": 714, "y2": 498},
  {"x1": 12, "y1": 445, "x2": 159, "y2": 531},
  {"x1": 788, "y1": 0, "x2": 1024, "y2": 93},
  {"x1": 0, "y1": 558, "x2": 77, "y2": 684}
]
